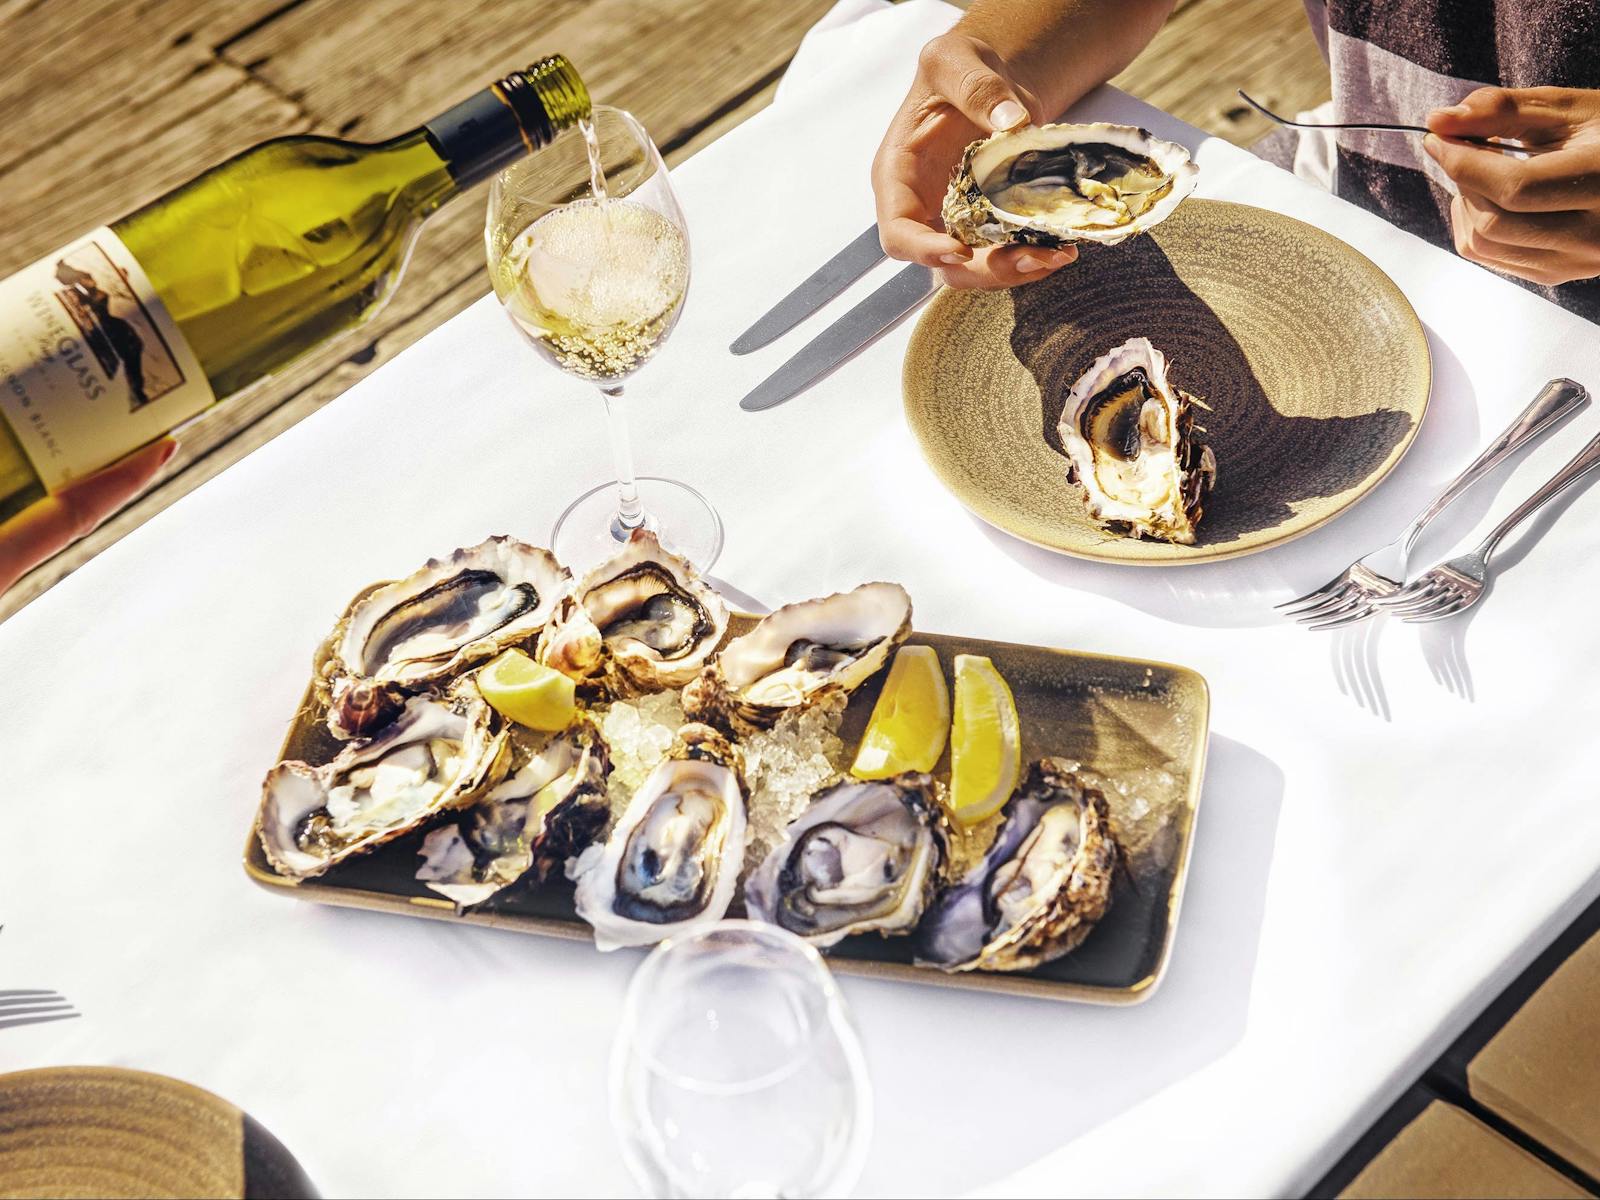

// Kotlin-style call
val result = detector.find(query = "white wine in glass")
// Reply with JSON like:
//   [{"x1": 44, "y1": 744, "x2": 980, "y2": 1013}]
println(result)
[
  {"x1": 487, "y1": 107, "x2": 722, "y2": 570},
  {"x1": 496, "y1": 200, "x2": 687, "y2": 381}
]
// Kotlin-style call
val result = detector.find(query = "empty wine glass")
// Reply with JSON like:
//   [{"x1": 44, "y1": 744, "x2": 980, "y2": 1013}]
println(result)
[
  {"x1": 610, "y1": 921, "x2": 874, "y2": 1198},
  {"x1": 485, "y1": 105, "x2": 722, "y2": 569}
]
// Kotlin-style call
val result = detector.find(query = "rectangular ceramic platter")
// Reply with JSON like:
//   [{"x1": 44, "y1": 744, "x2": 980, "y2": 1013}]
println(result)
[{"x1": 245, "y1": 620, "x2": 1209, "y2": 1004}]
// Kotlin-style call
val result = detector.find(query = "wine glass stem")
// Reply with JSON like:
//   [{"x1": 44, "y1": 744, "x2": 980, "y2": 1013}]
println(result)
[{"x1": 600, "y1": 384, "x2": 646, "y2": 535}]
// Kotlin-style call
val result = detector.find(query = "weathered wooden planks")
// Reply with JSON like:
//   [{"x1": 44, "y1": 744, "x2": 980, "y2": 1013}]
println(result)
[
  {"x1": 1465, "y1": 930, "x2": 1600, "y2": 1183},
  {"x1": 2, "y1": 64, "x2": 310, "y2": 272},
  {"x1": 0, "y1": 0, "x2": 297, "y2": 188},
  {"x1": 1338, "y1": 1100, "x2": 1592, "y2": 1199},
  {"x1": 0, "y1": 0, "x2": 1329, "y2": 620},
  {"x1": 1116, "y1": 0, "x2": 1333, "y2": 146}
]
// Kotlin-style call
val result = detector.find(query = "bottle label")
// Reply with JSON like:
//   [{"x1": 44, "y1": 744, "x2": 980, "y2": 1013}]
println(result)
[{"x1": 0, "y1": 226, "x2": 213, "y2": 491}]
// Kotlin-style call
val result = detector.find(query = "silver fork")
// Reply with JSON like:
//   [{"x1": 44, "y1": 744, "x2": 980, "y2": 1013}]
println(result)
[
  {"x1": 1237, "y1": 90, "x2": 1558, "y2": 154},
  {"x1": 1381, "y1": 428, "x2": 1600, "y2": 622},
  {"x1": 1278, "y1": 379, "x2": 1589, "y2": 629},
  {"x1": 0, "y1": 989, "x2": 80, "y2": 1032}
]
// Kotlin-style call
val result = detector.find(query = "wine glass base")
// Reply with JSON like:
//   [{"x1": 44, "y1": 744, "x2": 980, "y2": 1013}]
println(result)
[{"x1": 552, "y1": 476, "x2": 724, "y2": 572}]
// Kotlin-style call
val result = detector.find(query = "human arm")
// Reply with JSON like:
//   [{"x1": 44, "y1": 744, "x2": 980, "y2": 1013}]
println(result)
[{"x1": 872, "y1": 0, "x2": 1177, "y2": 289}]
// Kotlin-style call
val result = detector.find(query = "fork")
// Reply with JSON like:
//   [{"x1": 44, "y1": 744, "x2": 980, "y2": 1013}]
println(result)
[
  {"x1": 1237, "y1": 90, "x2": 1556, "y2": 154},
  {"x1": 1277, "y1": 379, "x2": 1589, "y2": 629},
  {"x1": 0, "y1": 989, "x2": 80, "y2": 1032},
  {"x1": 1380, "y1": 428, "x2": 1600, "y2": 622}
]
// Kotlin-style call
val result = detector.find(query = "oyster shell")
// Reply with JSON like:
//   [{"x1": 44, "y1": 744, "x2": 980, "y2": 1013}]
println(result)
[
  {"x1": 415, "y1": 717, "x2": 610, "y2": 907},
  {"x1": 570, "y1": 723, "x2": 748, "y2": 950},
  {"x1": 258, "y1": 694, "x2": 508, "y2": 880},
  {"x1": 744, "y1": 773, "x2": 945, "y2": 948},
  {"x1": 537, "y1": 529, "x2": 728, "y2": 696},
  {"x1": 682, "y1": 582, "x2": 912, "y2": 736},
  {"x1": 323, "y1": 537, "x2": 571, "y2": 737},
  {"x1": 1060, "y1": 337, "x2": 1215, "y2": 544},
  {"x1": 915, "y1": 759, "x2": 1117, "y2": 973},
  {"x1": 943, "y1": 122, "x2": 1197, "y2": 249}
]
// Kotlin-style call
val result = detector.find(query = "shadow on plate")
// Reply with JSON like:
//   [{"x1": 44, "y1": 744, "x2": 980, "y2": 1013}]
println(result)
[
  {"x1": 849, "y1": 734, "x2": 1284, "y2": 1196},
  {"x1": 975, "y1": 331, "x2": 1485, "y2": 632},
  {"x1": 1009, "y1": 238, "x2": 1416, "y2": 546}
]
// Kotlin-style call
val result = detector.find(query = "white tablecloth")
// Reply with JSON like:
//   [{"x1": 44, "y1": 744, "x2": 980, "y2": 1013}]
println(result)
[{"x1": 5, "y1": 2, "x2": 1600, "y2": 1195}]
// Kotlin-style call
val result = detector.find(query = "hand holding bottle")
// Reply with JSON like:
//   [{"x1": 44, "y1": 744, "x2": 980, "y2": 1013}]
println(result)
[{"x1": 0, "y1": 438, "x2": 175, "y2": 597}]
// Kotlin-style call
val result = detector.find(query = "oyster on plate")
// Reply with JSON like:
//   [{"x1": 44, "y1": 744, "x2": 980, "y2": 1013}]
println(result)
[
  {"x1": 415, "y1": 716, "x2": 610, "y2": 907},
  {"x1": 744, "y1": 774, "x2": 946, "y2": 948},
  {"x1": 537, "y1": 529, "x2": 728, "y2": 696},
  {"x1": 258, "y1": 694, "x2": 508, "y2": 880},
  {"x1": 1059, "y1": 337, "x2": 1215, "y2": 545},
  {"x1": 682, "y1": 582, "x2": 912, "y2": 736},
  {"x1": 570, "y1": 723, "x2": 748, "y2": 951},
  {"x1": 321, "y1": 536, "x2": 571, "y2": 738},
  {"x1": 943, "y1": 122, "x2": 1197, "y2": 249},
  {"x1": 916, "y1": 759, "x2": 1118, "y2": 973}
]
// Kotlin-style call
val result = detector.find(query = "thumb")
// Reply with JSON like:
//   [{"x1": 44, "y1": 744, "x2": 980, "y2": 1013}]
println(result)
[
  {"x1": 921, "y1": 35, "x2": 1042, "y2": 133},
  {"x1": 1428, "y1": 87, "x2": 1572, "y2": 142}
]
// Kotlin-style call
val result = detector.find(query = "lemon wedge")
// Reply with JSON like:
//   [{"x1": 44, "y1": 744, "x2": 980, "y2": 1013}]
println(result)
[
  {"x1": 850, "y1": 645, "x2": 950, "y2": 779},
  {"x1": 948, "y1": 654, "x2": 1021, "y2": 826},
  {"x1": 477, "y1": 648, "x2": 577, "y2": 731}
]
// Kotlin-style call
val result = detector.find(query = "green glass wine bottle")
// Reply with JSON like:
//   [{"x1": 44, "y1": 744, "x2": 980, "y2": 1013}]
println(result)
[{"x1": 0, "y1": 55, "x2": 590, "y2": 522}]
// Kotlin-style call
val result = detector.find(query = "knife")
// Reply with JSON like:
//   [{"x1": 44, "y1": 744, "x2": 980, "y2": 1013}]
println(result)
[
  {"x1": 730, "y1": 224, "x2": 886, "y2": 354},
  {"x1": 739, "y1": 264, "x2": 938, "y2": 412}
]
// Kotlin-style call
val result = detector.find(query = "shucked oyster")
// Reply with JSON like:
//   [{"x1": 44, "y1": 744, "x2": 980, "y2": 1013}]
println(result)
[
  {"x1": 415, "y1": 717, "x2": 610, "y2": 907},
  {"x1": 570, "y1": 723, "x2": 748, "y2": 951},
  {"x1": 322, "y1": 537, "x2": 571, "y2": 738},
  {"x1": 258, "y1": 694, "x2": 508, "y2": 880},
  {"x1": 916, "y1": 759, "x2": 1118, "y2": 973},
  {"x1": 745, "y1": 774, "x2": 945, "y2": 948},
  {"x1": 682, "y1": 582, "x2": 912, "y2": 736},
  {"x1": 1060, "y1": 337, "x2": 1215, "y2": 544},
  {"x1": 943, "y1": 122, "x2": 1197, "y2": 249},
  {"x1": 537, "y1": 529, "x2": 728, "y2": 697}
]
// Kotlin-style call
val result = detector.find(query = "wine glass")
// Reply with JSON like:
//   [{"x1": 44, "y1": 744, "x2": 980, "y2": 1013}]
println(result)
[
  {"x1": 486, "y1": 105, "x2": 723, "y2": 570},
  {"x1": 610, "y1": 921, "x2": 874, "y2": 1198}
]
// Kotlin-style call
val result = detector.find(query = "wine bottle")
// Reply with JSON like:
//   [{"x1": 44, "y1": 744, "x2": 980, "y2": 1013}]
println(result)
[{"x1": 0, "y1": 55, "x2": 590, "y2": 522}]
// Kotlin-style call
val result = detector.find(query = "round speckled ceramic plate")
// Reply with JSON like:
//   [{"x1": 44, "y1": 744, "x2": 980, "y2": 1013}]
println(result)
[
  {"x1": 0, "y1": 1066, "x2": 316, "y2": 1199},
  {"x1": 903, "y1": 198, "x2": 1431, "y2": 564}
]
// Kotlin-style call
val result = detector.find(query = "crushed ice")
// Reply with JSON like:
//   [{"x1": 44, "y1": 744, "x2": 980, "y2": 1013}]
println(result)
[
  {"x1": 596, "y1": 689, "x2": 685, "y2": 817},
  {"x1": 737, "y1": 690, "x2": 848, "y2": 880},
  {"x1": 1090, "y1": 764, "x2": 1183, "y2": 882}
]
